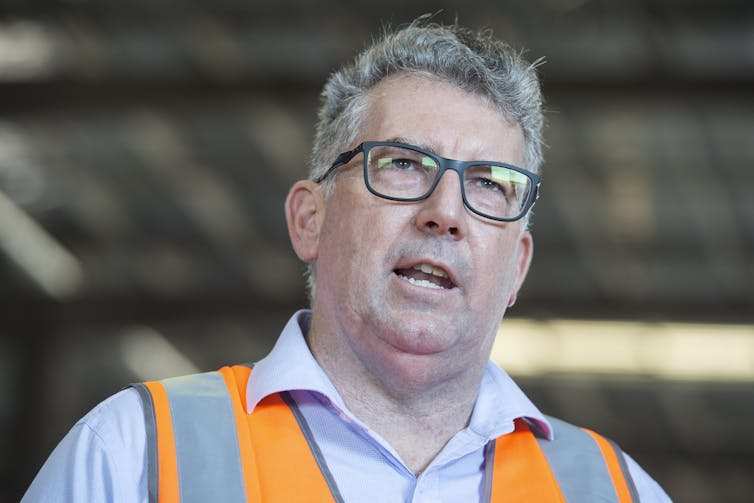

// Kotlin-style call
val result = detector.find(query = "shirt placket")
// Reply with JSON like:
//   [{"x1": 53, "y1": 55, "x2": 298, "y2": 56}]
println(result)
[{"x1": 410, "y1": 468, "x2": 441, "y2": 503}]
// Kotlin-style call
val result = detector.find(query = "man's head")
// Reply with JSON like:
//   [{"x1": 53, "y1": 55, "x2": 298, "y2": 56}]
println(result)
[
  {"x1": 284, "y1": 19, "x2": 543, "y2": 392},
  {"x1": 302, "y1": 20, "x2": 544, "y2": 298}
]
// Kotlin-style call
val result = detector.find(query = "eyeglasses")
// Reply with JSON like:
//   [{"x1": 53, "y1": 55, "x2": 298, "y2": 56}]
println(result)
[{"x1": 315, "y1": 141, "x2": 541, "y2": 222}]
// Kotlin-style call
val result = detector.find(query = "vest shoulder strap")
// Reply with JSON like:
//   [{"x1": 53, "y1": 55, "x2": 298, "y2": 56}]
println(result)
[
  {"x1": 486, "y1": 416, "x2": 638, "y2": 503},
  {"x1": 133, "y1": 366, "x2": 339, "y2": 503}
]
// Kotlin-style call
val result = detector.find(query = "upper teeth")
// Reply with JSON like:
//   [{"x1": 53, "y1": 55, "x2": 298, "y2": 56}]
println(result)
[{"x1": 414, "y1": 264, "x2": 448, "y2": 278}]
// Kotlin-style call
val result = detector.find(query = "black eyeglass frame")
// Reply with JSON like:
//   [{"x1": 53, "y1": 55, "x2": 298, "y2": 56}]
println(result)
[{"x1": 314, "y1": 141, "x2": 541, "y2": 222}]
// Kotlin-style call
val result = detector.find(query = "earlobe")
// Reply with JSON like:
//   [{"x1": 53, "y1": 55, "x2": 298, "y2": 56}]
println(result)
[
  {"x1": 285, "y1": 180, "x2": 325, "y2": 262},
  {"x1": 507, "y1": 231, "x2": 534, "y2": 307}
]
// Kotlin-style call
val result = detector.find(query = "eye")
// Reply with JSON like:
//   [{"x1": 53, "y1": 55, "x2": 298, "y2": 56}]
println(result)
[
  {"x1": 468, "y1": 175, "x2": 512, "y2": 198},
  {"x1": 376, "y1": 155, "x2": 435, "y2": 172},
  {"x1": 474, "y1": 176, "x2": 506, "y2": 192},
  {"x1": 391, "y1": 158, "x2": 418, "y2": 170},
  {"x1": 376, "y1": 156, "x2": 416, "y2": 170},
  {"x1": 465, "y1": 165, "x2": 527, "y2": 199}
]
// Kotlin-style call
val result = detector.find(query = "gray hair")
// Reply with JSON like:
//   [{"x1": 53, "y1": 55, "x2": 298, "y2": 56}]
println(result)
[{"x1": 305, "y1": 19, "x2": 545, "y2": 299}]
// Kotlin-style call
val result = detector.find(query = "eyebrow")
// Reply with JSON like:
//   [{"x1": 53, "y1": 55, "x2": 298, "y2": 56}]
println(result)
[
  {"x1": 382, "y1": 136, "x2": 438, "y2": 154},
  {"x1": 379, "y1": 137, "x2": 518, "y2": 167}
]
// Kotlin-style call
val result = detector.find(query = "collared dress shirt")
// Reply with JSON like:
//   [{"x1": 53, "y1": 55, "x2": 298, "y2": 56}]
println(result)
[{"x1": 23, "y1": 310, "x2": 672, "y2": 502}]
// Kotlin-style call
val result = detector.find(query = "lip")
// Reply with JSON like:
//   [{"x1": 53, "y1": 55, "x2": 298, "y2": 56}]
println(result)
[{"x1": 392, "y1": 258, "x2": 460, "y2": 290}]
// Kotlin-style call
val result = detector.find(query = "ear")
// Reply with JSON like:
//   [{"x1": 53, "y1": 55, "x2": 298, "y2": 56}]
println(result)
[
  {"x1": 507, "y1": 231, "x2": 534, "y2": 307},
  {"x1": 285, "y1": 180, "x2": 325, "y2": 262}
]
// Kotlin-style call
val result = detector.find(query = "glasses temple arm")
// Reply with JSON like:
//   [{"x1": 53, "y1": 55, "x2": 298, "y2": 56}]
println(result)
[{"x1": 313, "y1": 147, "x2": 361, "y2": 183}]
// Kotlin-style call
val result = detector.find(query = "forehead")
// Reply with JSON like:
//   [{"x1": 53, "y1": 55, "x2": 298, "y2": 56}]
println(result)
[{"x1": 359, "y1": 73, "x2": 524, "y2": 165}]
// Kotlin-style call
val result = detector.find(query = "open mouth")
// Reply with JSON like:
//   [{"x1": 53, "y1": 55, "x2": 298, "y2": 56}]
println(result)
[{"x1": 394, "y1": 263, "x2": 456, "y2": 290}]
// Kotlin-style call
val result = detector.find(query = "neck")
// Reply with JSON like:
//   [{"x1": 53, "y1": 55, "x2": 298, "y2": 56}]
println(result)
[
  {"x1": 306, "y1": 315, "x2": 487, "y2": 475},
  {"x1": 338, "y1": 371, "x2": 480, "y2": 474}
]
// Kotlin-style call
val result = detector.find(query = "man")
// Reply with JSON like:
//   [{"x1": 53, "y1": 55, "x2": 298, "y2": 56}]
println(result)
[{"x1": 24, "y1": 20, "x2": 671, "y2": 502}]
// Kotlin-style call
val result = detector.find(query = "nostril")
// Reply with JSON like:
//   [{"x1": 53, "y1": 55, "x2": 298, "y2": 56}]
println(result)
[{"x1": 422, "y1": 219, "x2": 460, "y2": 236}]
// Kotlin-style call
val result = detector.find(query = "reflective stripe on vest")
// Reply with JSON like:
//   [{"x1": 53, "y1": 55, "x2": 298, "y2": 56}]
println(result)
[
  {"x1": 133, "y1": 366, "x2": 637, "y2": 502},
  {"x1": 537, "y1": 417, "x2": 615, "y2": 500}
]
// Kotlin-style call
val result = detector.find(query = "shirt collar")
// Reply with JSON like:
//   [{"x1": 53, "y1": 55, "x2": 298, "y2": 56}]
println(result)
[
  {"x1": 470, "y1": 361, "x2": 553, "y2": 440},
  {"x1": 247, "y1": 310, "x2": 348, "y2": 413},
  {"x1": 247, "y1": 309, "x2": 553, "y2": 440}
]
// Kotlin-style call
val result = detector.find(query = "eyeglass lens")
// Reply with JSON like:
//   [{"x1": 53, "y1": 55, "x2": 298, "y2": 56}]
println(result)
[{"x1": 365, "y1": 144, "x2": 532, "y2": 220}]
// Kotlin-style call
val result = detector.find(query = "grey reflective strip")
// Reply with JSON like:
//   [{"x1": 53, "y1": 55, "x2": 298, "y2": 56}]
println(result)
[
  {"x1": 281, "y1": 392, "x2": 346, "y2": 503},
  {"x1": 538, "y1": 416, "x2": 620, "y2": 502},
  {"x1": 131, "y1": 384, "x2": 159, "y2": 503},
  {"x1": 481, "y1": 440, "x2": 496, "y2": 503},
  {"x1": 607, "y1": 437, "x2": 640, "y2": 502},
  {"x1": 162, "y1": 372, "x2": 247, "y2": 503}
]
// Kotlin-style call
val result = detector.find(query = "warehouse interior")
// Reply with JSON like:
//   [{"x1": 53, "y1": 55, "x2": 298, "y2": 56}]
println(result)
[{"x1": 1, "y1": 1, "x2": 753, "y2": 501}]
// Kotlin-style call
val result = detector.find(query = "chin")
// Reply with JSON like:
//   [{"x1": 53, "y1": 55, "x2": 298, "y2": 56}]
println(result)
[{"x1": 371, "y1": 311, "x2": 460, "y2": 356}]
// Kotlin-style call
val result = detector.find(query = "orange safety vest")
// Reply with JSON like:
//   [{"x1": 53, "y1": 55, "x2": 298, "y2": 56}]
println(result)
[{"x1": 132, "y1": 366, "x2": 638, "y2": 502}]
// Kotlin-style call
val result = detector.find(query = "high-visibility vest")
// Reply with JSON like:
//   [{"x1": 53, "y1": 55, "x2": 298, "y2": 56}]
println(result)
[{"x1": 132, "y1": 366, "x2": 639, "y2": 502}]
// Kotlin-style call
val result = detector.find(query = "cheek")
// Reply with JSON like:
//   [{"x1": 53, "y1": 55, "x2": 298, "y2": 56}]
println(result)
[
  {"x1": 473, "y1": 237, "x2": 520, "y2": 296},
  {"x1": 318, "y1": 204, "x2": 379, "y2": 280}
]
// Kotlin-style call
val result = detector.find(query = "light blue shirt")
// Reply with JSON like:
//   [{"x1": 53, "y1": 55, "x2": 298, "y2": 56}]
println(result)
[{"x1": 24, "y1": 310, "x2": 671, "y2": 502}]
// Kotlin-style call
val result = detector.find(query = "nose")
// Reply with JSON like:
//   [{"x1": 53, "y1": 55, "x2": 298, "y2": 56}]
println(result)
[{"x1": 414, "y1": 170, "x2": 467, "y2": 239}]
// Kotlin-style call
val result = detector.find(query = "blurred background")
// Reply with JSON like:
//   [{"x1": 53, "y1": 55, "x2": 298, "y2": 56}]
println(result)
[{"x1": 1, "y1": 0, "x2": 753, "y2": 501}]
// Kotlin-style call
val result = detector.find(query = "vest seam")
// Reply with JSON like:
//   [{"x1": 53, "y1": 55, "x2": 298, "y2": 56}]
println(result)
[
  {"x1": 606, "y1": 437, "x2": 640, "y2": 502},
  {"x1": 281, "y1": 391, "x2": 347, "y2": 503},
  {"x1": 131, "y1": 383, "x2": 159, "y2": 503},
  {"x1": 481, "y1": 440, "x2": 495, "y2": 503}
]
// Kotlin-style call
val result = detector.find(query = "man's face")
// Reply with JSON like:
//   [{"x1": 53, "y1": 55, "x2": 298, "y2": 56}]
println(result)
[{"x1": 298, "y1": 73, "x2": 533, "y2": 390}]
